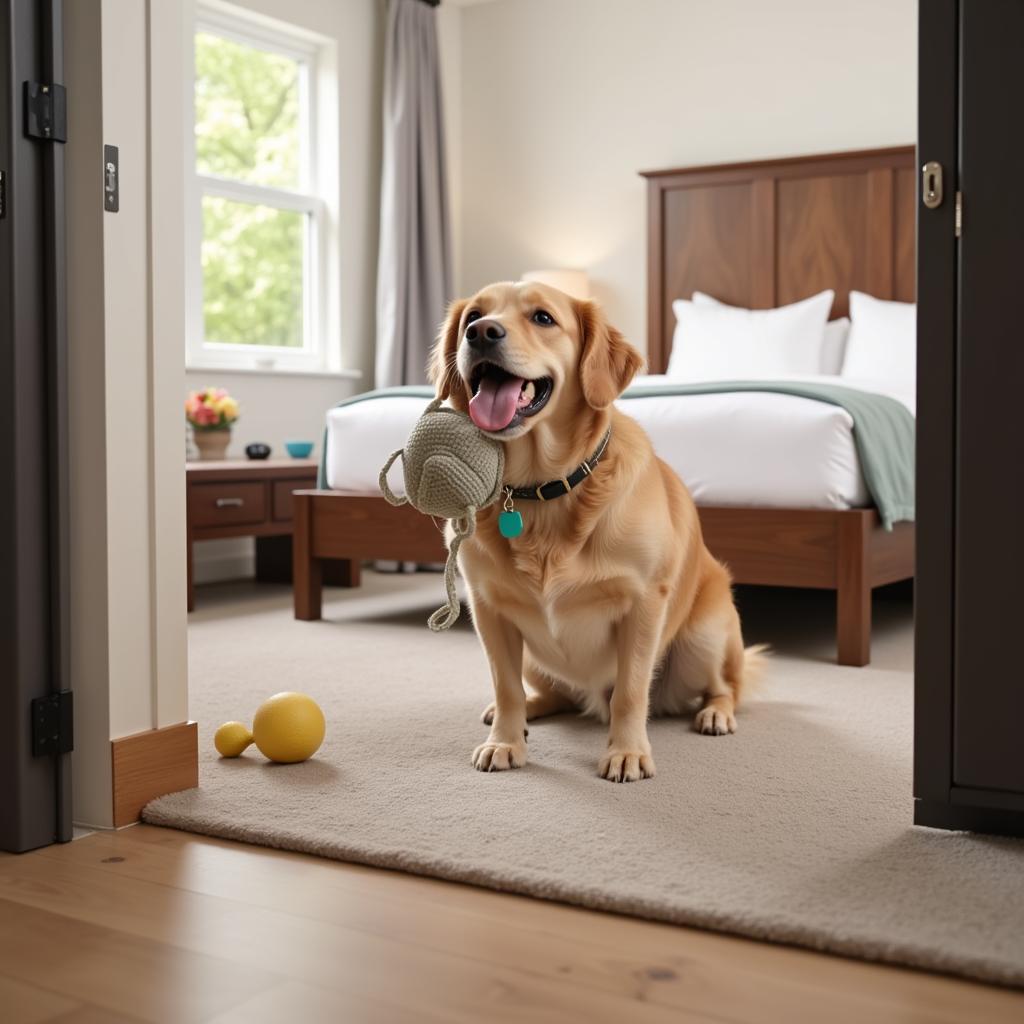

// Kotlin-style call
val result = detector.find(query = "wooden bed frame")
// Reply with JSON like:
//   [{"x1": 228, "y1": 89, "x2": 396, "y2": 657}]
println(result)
[{"x1": 293, "y1": 146, "x2": 916, "y2": 666}]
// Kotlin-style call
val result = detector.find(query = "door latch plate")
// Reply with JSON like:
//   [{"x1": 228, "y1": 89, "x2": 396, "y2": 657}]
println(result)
[
  {"x1": 104, "y1": 145, "x2": 119, "y2": 212},
  {"x1": 922, "y1": 160, "x2": 944, "y2": 209}
]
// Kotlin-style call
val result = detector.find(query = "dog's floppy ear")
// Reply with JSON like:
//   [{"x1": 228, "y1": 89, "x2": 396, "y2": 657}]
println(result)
[
  {"x1": 428, "y1": 298, "x2": 469, "y2": 402},
  {"x1": 577, "y1": 299, "x2": 644, "y2": 409}
]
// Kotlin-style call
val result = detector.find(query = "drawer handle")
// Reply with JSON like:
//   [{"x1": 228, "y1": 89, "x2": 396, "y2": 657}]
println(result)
[{"x1": 215, "y1": 497, "x2": 244, "y2": 508}]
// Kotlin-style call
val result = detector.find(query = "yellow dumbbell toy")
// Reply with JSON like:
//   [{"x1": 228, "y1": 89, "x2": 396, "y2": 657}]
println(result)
[
  {"x1": 214, "y1": 692, "x2": 326, "y2": 764},
  {"x1": 214, "y1": 721, "x2": 253, "y2": 758},
  {"x1": 252, "y1": 692, "x2": 326, "y2": 763}
]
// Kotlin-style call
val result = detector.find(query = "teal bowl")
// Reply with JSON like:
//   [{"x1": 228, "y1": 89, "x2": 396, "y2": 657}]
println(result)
[{"x1": 285, "y1": 440, "x2": 314, "y2": 459}]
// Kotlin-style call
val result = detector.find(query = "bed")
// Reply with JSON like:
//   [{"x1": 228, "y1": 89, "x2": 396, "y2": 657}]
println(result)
[{"x1": 293, "y1": 146, "x2": 916, "y2": 665}]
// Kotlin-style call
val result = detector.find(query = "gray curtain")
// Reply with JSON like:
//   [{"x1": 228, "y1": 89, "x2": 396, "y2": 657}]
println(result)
[{"x1": 375, "y1": 0, "x2": 452, "y2": 388}]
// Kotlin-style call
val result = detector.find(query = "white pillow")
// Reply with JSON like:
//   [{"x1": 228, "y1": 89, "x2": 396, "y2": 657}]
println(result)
[
  {"x1": 819, "y1": 317, "x2": 851, "y2": 376},
  {"x1": 667, "y1": 290, "x2": 834, "y2": 381},
  {"x1": 692, "y1": 292, "x2": 849, "y2": 375},
  {"x1": 841, "y1": 291, "x2": 916, "y2": 390}
]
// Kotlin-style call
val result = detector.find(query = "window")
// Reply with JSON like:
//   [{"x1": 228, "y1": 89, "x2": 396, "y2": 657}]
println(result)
[{"x1": 187, "y1": 7, "x2": 328, "y2": 371}]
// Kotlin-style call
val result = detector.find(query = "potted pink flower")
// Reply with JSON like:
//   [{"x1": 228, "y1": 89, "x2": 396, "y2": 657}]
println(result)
[{"x1": 186, "y1": 387, "x2": 240, "y2": 460}]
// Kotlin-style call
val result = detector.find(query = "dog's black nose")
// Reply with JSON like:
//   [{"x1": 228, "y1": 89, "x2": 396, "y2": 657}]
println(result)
[{"x1": 465, "y1": 318, "x2": 506, "y2": 351}]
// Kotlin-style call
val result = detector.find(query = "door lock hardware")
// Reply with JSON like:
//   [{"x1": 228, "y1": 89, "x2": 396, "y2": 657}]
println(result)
[{"x1": 922, "y1": 161, "x2": 944, "y2": 209}]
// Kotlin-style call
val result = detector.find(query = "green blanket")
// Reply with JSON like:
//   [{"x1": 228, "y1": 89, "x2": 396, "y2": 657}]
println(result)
[{"x1": 320, "y1": 381, "x2": 915, "y2": 529}]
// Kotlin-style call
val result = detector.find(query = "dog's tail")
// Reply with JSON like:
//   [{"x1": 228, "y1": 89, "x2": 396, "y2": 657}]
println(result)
[{"x1": 736, "y1": 643, "x2": 771, "y2": 705}]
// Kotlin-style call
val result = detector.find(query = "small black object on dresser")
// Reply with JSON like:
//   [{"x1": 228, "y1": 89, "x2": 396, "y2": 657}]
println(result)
[{"x1": 245, "y1": 443, "x2": 271, "y2": 460}]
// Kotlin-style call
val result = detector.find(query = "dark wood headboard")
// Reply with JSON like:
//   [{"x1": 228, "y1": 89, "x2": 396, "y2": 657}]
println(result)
[{"x1": 640, "y1": 146, "x2": 916, "y2": 373}]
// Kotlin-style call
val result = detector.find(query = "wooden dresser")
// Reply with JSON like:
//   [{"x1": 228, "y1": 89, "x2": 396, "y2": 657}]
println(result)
[{"x1": 186, "y1": 459, "x2": 357, "y2": 610}]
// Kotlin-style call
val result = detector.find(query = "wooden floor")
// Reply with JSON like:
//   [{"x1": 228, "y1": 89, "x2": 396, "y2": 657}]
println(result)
[{"x1": 1, "y1": 825, "x2": 1022, "y2": 1024}]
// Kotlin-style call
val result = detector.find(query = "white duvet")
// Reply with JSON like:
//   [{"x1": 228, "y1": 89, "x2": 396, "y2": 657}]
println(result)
[{"x1": 325, "y1": 375, "x2": 914, "y2": 511}]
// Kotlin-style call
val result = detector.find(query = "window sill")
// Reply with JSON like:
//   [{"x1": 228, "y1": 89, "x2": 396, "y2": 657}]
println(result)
[{"x1": 184, "y1": 364, "x2": 363, "y2": 381}]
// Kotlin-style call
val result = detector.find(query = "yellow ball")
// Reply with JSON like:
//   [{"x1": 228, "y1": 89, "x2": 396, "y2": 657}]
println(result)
[
  {"x1": 251, "y1": 692, "x2": 326, "y2": 764},
  {"x1": 214, "y1": 721, "x2": 253, "y2": 758}
]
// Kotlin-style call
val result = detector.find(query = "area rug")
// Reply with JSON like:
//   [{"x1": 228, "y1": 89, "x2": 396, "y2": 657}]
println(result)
[{"x1": 145, "y1": 574, "x2": 1024, "y2": 988}]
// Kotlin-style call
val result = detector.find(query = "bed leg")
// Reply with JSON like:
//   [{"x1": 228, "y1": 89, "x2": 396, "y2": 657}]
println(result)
[
  {"x1": 326, "y1": 559, "x2": 362, "y2": 587},
  {"x1": 293, "y1": 492, "x2": 323, "y2": 621},
  {"x1": 837, "y1": 511, "x2": 871, "y2": 667}
]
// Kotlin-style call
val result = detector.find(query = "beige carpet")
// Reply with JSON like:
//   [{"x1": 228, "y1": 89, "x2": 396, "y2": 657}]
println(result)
[{"x1": 145, "y1": 573, "x2": 1024, "y2": 988}]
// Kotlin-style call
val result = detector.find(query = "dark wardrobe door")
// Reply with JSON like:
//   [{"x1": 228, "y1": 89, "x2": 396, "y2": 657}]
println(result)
[
  {"x1": 915, "y1": 0, "x2": 1024, "y2": 835},
  {"x1": 953, "y1": 0, "x2": 1024, "y2": 795}
]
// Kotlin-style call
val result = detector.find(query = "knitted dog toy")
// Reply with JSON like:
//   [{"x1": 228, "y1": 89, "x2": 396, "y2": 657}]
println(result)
[{"x1": 379, "y1": 398, "x2": 505, "y2": 630}]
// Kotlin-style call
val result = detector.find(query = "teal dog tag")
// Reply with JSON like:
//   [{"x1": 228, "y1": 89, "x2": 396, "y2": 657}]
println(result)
[{"x1": 499, "y1": 510, "x2": 523, "y2": 538}]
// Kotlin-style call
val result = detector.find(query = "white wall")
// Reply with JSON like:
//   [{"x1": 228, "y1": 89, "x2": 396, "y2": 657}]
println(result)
[
  {"x1": 66, "y1": 0, "x2": 189, "y2": 827},
  {"x1": 184, "y1": 371, "x2": 356, "y2": 458},
  {"x1": 448, "y1": 0, "x2": 918, "y2": 353}
]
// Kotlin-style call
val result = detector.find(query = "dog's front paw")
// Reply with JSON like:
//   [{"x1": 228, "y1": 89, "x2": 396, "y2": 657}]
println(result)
[
  {"x1": 472, "y1": 739, "x2": 527, "y2": 772},
  {"x1": 598, "y1": 749, "x2": 656, "y2": 783},
  {"x1": 694, "y1": 705, "x2": 736, "y2": 735},
  {"x1": 479, "y1": 700, "x2": 528, "y2": 733}
]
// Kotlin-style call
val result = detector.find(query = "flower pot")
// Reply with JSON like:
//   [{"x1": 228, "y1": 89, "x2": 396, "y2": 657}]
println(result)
[{"x1": 193, "y1": 427, "x2": 231, "y2": 461}]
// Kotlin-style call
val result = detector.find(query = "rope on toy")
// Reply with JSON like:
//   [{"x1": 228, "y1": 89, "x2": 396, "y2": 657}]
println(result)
[
  {"x1": 379, "y1": 444, "x2": 473, "y2": 631},
  {"x1": 427, "y1": 511, "x2": 475, "y2": 631},
  {"x1": 378, "y1": 447, "x2": 407, "y2": 506}
]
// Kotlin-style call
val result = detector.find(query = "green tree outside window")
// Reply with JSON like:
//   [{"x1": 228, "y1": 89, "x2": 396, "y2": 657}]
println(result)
[{"x1": 195, "y1": 31, "x2": 309, "y2": 350}]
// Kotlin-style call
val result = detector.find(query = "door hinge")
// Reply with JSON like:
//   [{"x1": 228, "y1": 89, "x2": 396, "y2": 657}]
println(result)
[
  {"x1": 23, "y1": 82, "x2": 67, "y2": 143},
  {"x1": 31, "y1": 691, "x2": 74, "y2": 757},
  {"x1": 955, "y1": 191, "x2": 963, "y2": 238}
]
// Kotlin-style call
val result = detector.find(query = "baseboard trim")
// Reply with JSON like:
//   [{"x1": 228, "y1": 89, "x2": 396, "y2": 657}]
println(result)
[{"x1": 111, "y1": 722, "x2": 199, "y2": 827}]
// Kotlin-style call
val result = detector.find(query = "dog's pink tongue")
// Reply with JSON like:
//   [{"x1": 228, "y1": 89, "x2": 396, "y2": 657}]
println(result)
[{"x1": 469, "y1": 375, "x2": 524, "y2": 431}]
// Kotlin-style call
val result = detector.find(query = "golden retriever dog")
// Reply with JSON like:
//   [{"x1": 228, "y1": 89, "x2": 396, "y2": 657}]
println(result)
[{"x1": 430, "y1": 281, "x2": 764, "y2": 782}]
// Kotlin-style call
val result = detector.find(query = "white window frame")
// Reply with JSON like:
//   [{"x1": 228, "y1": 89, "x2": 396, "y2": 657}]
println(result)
[{"x1": 186, "y1": 2, "x2": 330, "y2": 373}]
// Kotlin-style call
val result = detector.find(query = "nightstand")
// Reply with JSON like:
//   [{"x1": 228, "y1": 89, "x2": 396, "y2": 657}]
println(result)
[{"x1": 186, "y1": 459, "x2": 359, "y2": 610}]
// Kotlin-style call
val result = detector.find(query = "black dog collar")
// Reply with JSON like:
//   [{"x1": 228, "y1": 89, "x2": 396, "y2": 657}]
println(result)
[{"x1": 505, "y1": 429, "x2": 611, "y2": 502}]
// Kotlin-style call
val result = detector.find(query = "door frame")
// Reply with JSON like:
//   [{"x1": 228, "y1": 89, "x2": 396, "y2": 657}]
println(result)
[{"x1": 0, "y1": 0, "x2": 72, "y2": 852}]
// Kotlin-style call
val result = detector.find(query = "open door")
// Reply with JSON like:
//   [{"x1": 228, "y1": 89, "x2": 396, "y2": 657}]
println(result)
[
  {"x1": 0, "y1": 0, "x2": 71, "y2": 852},
  {"x1": 915, "y1": 0, "x2": 1024, "y2": 836}
]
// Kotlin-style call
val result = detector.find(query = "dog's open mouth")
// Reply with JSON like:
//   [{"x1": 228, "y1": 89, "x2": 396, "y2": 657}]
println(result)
[{"x1": 467, "y1": 362, "x2": 553, "y2": 433}]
